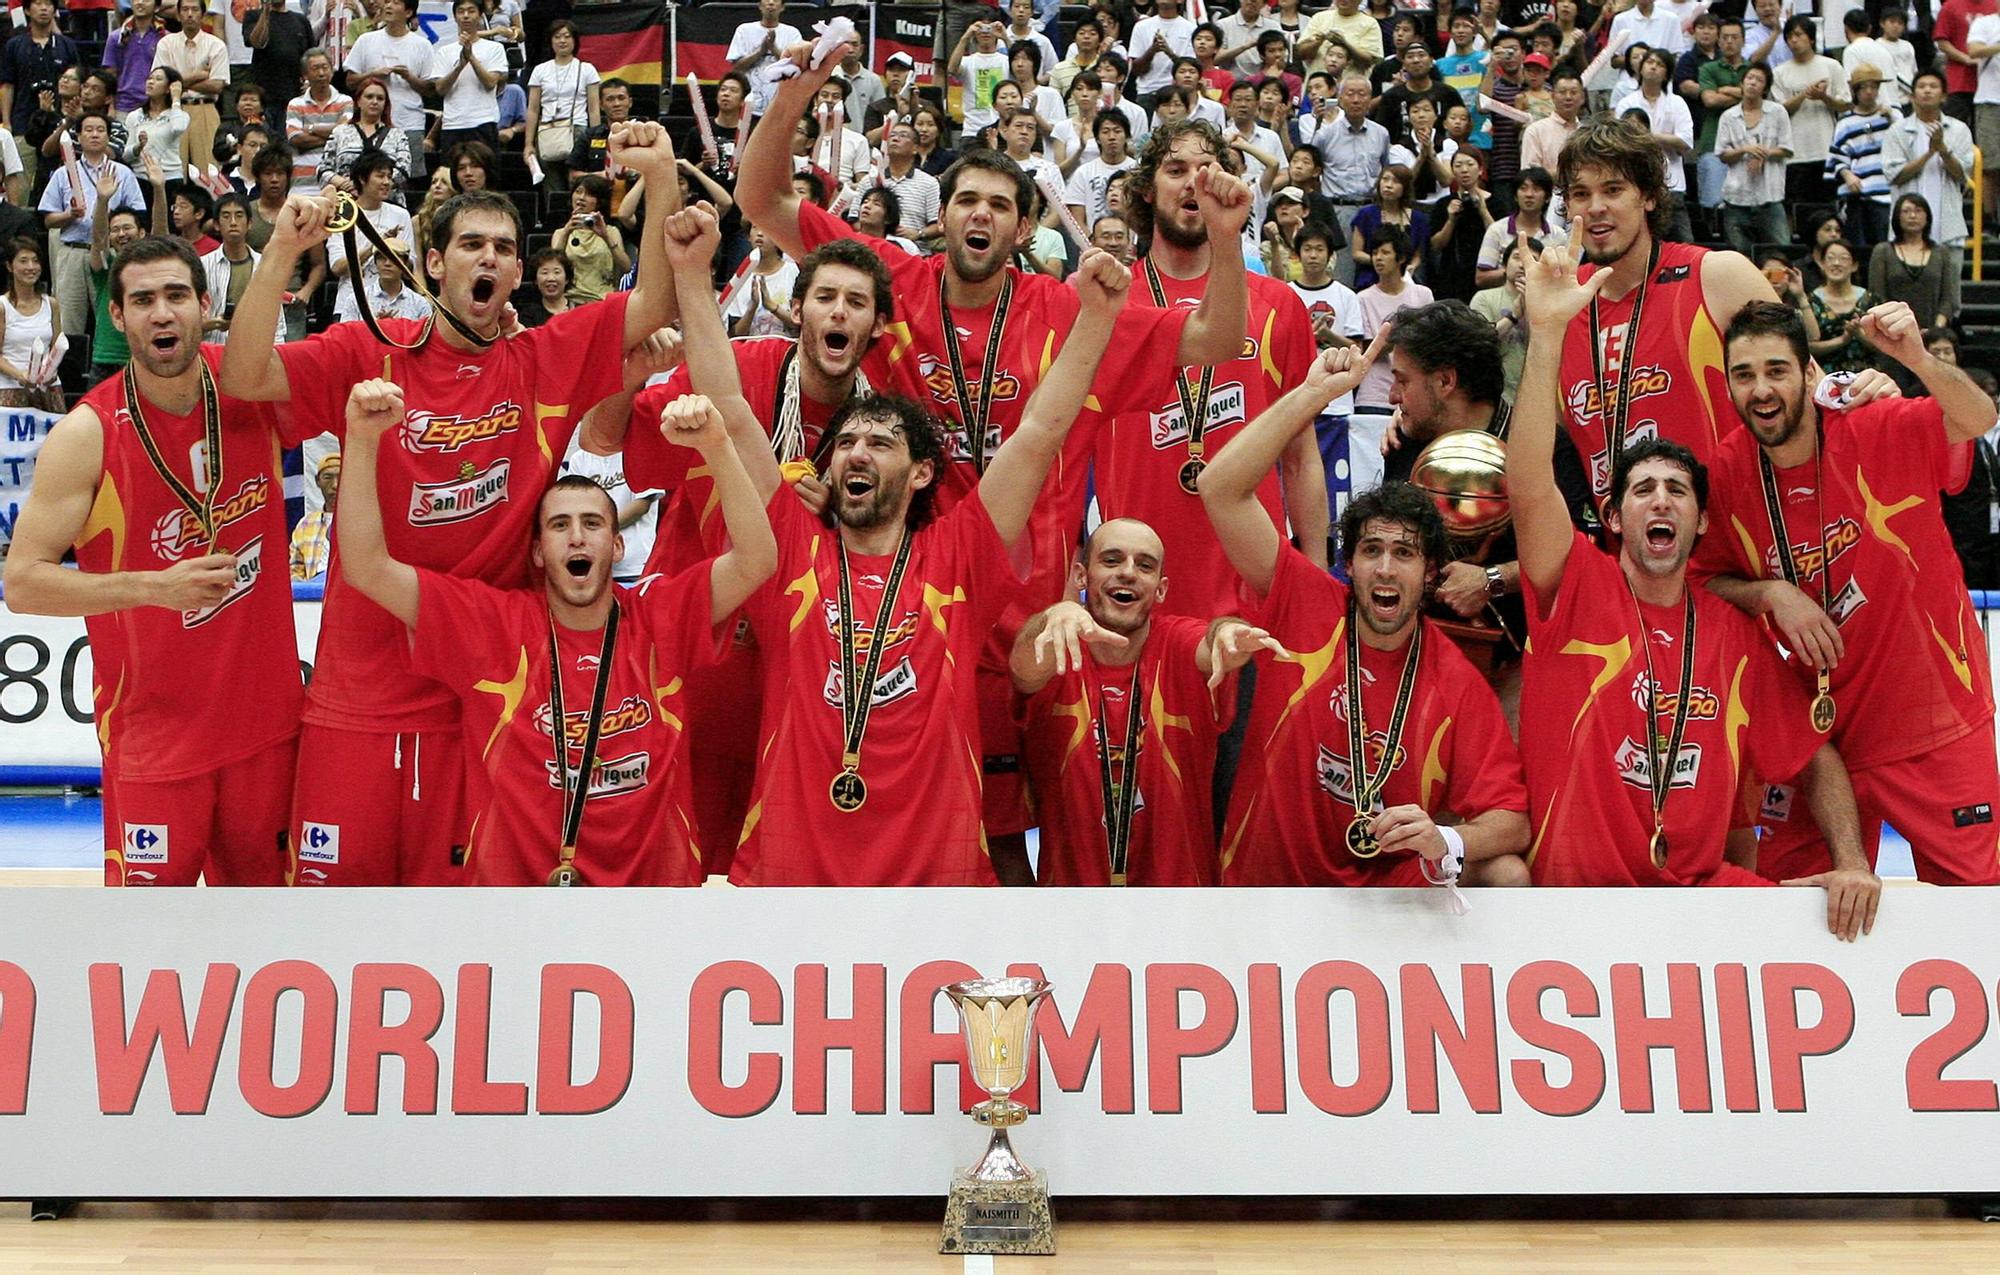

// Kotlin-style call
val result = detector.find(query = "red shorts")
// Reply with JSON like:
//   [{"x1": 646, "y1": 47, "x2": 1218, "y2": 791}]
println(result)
[
  {"x1": 978, "y1": 658, "x2": 1033, "y2": 837},
  {"x1": 103, "y1": 737, "x2": 296, "y2": 886},
  {"x1": 289, "y1": 723, "x2": 468, "y2": 886},
  {"x1": 1753, "y1": 729, "x2": 2000, "y2": 886}
]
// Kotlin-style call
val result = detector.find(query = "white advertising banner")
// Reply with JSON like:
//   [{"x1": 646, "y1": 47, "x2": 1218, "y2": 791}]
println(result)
[
  {"x1": 0, "y1": 407, "x2": 61, "y2": 554},
  {"x1": 0, "y1": 888, "x2": 1997, "y2": 1198}
]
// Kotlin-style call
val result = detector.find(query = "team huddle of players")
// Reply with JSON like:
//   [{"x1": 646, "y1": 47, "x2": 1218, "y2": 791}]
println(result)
[{"x1": 6, "y1": 41, "x2": 1996, "y2": 941}]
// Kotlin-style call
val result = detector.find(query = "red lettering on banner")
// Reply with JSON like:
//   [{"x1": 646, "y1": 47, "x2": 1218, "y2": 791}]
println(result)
[
  {"x1": 1760, "y1": 963, "x2": 1854, "y2": 1113},
  {"x1": 89, "y1": 963, "x2": 238, "y2": 1115},
  {"x1": 687, "y1": 960, "x2": 784, "y2": 1118},
  {"x1": 344, "y1": 964, "x2": 444, "y2": 1115},
  {"x1": 792, "y1": 964, "x2": 887, "y2": 1115},
  {"x1": 1401, "y1": 965, "x2": 1501, "y2": 1114},
  {"x1": 537, "y1": 964, "x2": 635, "y2": 1116},
  {"x1": 1896, "y1": 959, "x2": 1998, "y2": 1112},
  {"x1": 1713, "y1": 963, "x2": 1760, "y2": 1113},
  {"x1": 1611, "y1": 963, "x2": 1712, "y2": 1113},
  {"x1": 1145, "y1": 964, "x2": 1238, "y2": 1114},
  {"x1": 1296, "y1": 961, "x2": 1392, "y2": 1117},
  {"x1": 0, "y1": 962, "x2": 33, "y2": 1115},
  {"x1": 1248, "y1": 963, "x2": 1286, "y2": 1114},
  {"x1": 895, "y1": 960, "x2": 981, "y2": 1115},
  {"x1": 1008, "y1": 961, "x2": 1136, "y2": 1115},
  {"x1": 451, "y1": 964, "x2": 528, "y2": 1115},
  {"x1": 1506, "y1": 961, "x2": 1605, "y2": 1116},
  {"x1": 237, "y1": 961, "x2": 338, "y2": 1118}
]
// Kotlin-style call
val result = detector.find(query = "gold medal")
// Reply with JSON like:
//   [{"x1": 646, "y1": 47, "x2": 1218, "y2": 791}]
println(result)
[
  {"x1": 545, "y1": 604, "x2": 620, "y2": 885},
  {"x1": 829, "y1": 769, "x2": 868, "y2": 812},
  {"x1": 1649, "y1": 826, "x2": 1669, "y2": 869},
  {"x1": 1627, "y1": 583, "x2": 1696, "y2": 877},
  {"x1": 1811, "y1": 689, "x2": 1836, "y2": 734},
  {"x1": 547, "y1": 862, "x2": 582, "y2": 887},
  {"x1": 1178, "y1": 457, "x2": 1206, "y2": 495},
  {"x1": 1341, "y1": 602, "x2": 1424, "y2": 861},
  {"x1": 1758, "y1": 441, "x2": 1844, "y2": 739},
  {"x1": 1346, "y1": 817, "x2": 1380, "y2": 858}
]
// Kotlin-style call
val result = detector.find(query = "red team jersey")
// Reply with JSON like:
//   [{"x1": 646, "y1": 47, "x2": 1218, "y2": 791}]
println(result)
[
  {"x1": 1521, "y1": 530, "x2": 1821, "y2": 886},
  {"x1": 1559, "y1": 242, "x2": 1737, "y2": 501},
  {"x1": 1095, "y1": 267, "x2": 1317, "y2": 618},
  {"x1": 1017, "y1": 614, "x2": 1233, "y2": 885},
  {"x1": 273, "y1": 299, "x2": 631, "y2": 732},
  {"x1": 408, "y1": 566, "x2": 722, "y2": 886},
  {"x1": 74, "y1": 345, "x2": 303, "y2": 780},
  {"x1": 1693, "y1": 397, "x2": 1996, "y2": 771},
  {"x1": 1221, "y1": 545, "x2": 1528, "y2": 886},
  {"x1": 731, "y1": 489, "x2": 1022, "y2": 885}
]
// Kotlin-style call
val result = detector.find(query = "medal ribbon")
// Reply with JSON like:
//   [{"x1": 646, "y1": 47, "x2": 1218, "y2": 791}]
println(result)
[
  {"x1": 123, "y1": 358, "x2": 223, "y2": 552},
  {"x1": 1627, "y1": 585, "x2": 1698, "y2": 869},
  {"x1": 1143, "y1": 261, "x2": 1216, "y2": 467},
  {"x1": 547, "y1": 601, "x2": 621, "y2": 876},
  {"x1": 834, "y1": 529, "x2": 916, "y2": 781},
  {"x1": 1586, "y1": 241, "x2": 1661, "y2": 500},
  {"x1": 772, "y1": 345, "x2": 870, "y2": 474},
  {"x1": 1093, "y1": 661, "x2": 1145, "y2": 885},
  {"x1": 1344, "y1": 604, "x2": 1425, "y2": 829},
  {"x1": 339, "y1": 203, "x2": 496, "y2": 352},
  {"x1": 1757, "y1": 439, "x2": 1836, "y2": 721},
  {"x1": 936, "y1": 273, "x2": 1014, "y2": 476}
]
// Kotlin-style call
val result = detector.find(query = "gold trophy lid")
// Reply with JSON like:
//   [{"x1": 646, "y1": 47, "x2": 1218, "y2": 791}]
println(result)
[{"x1": 945, "y1": 976, "x2": 1050, "y2": 1006}]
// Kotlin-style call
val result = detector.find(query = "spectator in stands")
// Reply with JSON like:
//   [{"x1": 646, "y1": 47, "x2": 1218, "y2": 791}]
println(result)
[
  {"x1": 0, "y1": 236, "x2": 58, "y2": 410},
  {"x1": 951, "y1": 14, "x2": 1011, "y2": 137},
  {"x1": 1802, "y1": 212, "x2": 1846, "y2": 288},
  {"x1": 85, "y1": 196, "x2": 152, "y2": 386},
  {"x1": 1967, "y1": 9, "x2": 2000, "y2": 225},
  {"x1": 243, "y1": 144, "x2": 323, "y2": 341},
  {"x1": 38, "y1": 111, "x2": 140, "y2": 348},
  {"x1": 569, "y1": 77, "x2": 631, "y2": 181},
  {"x1": 1470, "y1": 232, "x2": 1534, "y2": 403},
  {"x1": 23, "y1": 65, "x2": 79, "y2": 201},
  {"x1": 516, "y1": 245, "x2": 571, "y2": 328},
  {"x1": 1791, "y1": 236, "x2": 1878, "y2": 374},
  {"x1": 524, "y1": 18, "x2": 599, "y2": 202},
  {"x1": 1674, "y1": 12, "x2": 1721, "y2": 136},
  {"x1": 102, "y1": 0, "x2": 166, "y2": 114},
  {"x1": 246, "y1": 0, "x2": 317, "y2": 126},
  {"x1": 199, "y1": 191, "x2": 257, "y2": 342},
  {"x1": 1942, "y1": 390, "x2": 2000, "y2": 589},
  {"x1": 222, "y1": 121, "x2": 271, "y2": 194},
  {"x1": 1300, "y1": 0, "x2": 1383, "y2": 72},
  {"x1": 870, "y1": 119, "x2": 939, "y2": 241},
  {"x1": 559, "y1": 173, "x2": 626, "y2": 305},
  {"x1": 1050, "y1": 19, "x2": 1104, "y2": 98},
  {"x1": 1880, "y1": 70, "x2": 1974, "y2": 264},
  {"x1": 49, "y1": 70, "x2": 128, "y2": 167},
  {"x1": 852, "y1": 185, "x2": 920, "y2": 257},
  {"x1": 211, "y1": 82, "x2": 267, "y2": 177},
  {"x1": 1694, "y1": 19, "x2": 1749, "y2": 237},
  {"x1": 153, "y1": 1, "x2": 228, "y2": 181},
  {"x1": 0, "y1": 0, "x2": 78, "y2": 197},
  {"x1": 318, "y1": 74, "x2": 410, "y2": 193},
  {"x1": 1092, "y1": 53, "x2": 1148, "y2": 139},
  {"x1": 290, "y1": 455, "x2": 338, "y2": 580},
  {"x1": 1349, "y1": 163, "x2": 1427, "y2": 290},
  {"x1": 1089, "y1": 210, "x2": 1134, "y2": 264},
  {"x1": 1870, "y1": 193, "x2": 1961, "y2": 333},
  {"x1": 125, "y1": 68, "x2": 190, "y2": 184},
  {"x1": 728, "y1": 0, "x2": 801, "y2": 118},
  {"x1": 1610, "y1": 0, "x2": 1685, "y2": 63},
  {"x1": 1617, "y1": 48, "x2": 1695, "y2": 241},
  {"x1": 1351, "y1": 224, "x2": 1432, "y2": 489},
  {"x1": 496, "y1": 72, "x2": 527, "y2": 152},
  {"x1": 1425, "y1": 147, "x2": 1492, "y2": 301},
  {"x1": 1314, "y1": 74, "x2": 1391, "y2": 281},
  {"x1": 1374, "y1": 38, "x2": 1460, "y2": 137},
  {"x1": 1830, "y1": 64, "x2": 1899, "y2": 249},
  {"x1": 430, "y1": 0, "x2": 505, "y2": 154},
  {"x1": 1773, "y1": 17, "x2": 1847, "y2": 216},
  {"x1": 343, "y1": 0, "x2": 431, "y2": 177},
  {"x1": 1065, "y1": 110, "x2": 1134, "y2": 229},
  {"x1": 326, "y1": 151, "x2": 412, "y2": 320},
  {"x1": 475, "y1": 0, "x2": 524, "y2": 75},
  {"x1": 169, "y1": 181, "x2": 216, "y2": 252},
  {"x1": 1008, "y1": 41, "x2": 1066, "y2": 135},
  {"x1": 910, "y1": 102, "x2": 956, "y2": 178},
  {"x1": 1869, "y1": 8, "x2": 1920, "y2": 113},
  {"x1": 1717, "y1": 62, "x2": 1792, "y2": 257},
  {"x1": 1477, "y1": 165, "x2": 1560, "y2": 286},
  {"x1": 283, "y1": 46, "x2": 350, "y2": 199},
  {"x1": 1481, "y1": 29, "x2": 1529, "y2": 193},
  {"x1": 1937, "y1": 0, "x2": 1994, "y2": 125},
  {"x1": 862, "y1": 55, "x2": 916, "y2": 143},
  {"x1": 1216, "y1": 0, "x2": 1279, "y2": 79},
  {"x1": 1017, "y1": 183, "x2": 1066, "y2": 279},
  {"x1": 725, "y1": 221, "x2": 795, "y2": 337},
  {"x1": 445, "y1": 139, "x2": 497, "y2": 193}
]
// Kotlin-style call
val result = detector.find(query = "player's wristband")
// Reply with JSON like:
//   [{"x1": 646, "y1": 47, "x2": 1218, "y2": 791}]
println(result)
[{"x1": 1423, "y1": 826, "x2": 1466, "y2": 885}]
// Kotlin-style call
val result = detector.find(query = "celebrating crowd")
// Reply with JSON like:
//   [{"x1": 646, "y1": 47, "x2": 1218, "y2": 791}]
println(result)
[{"x1": 3, "y1": 1, "x2": 1999, "y2": 944}]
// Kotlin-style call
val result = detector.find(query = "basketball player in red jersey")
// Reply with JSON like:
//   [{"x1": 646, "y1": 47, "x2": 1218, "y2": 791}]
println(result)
[
  {"x1": 1101, "y1": 119, "x2": 1327, "y2": 620},
  {"x1": 1199, "y1": 337, "x2": 1533, "y2": 889},
  {"x1": 735, "y1": 37, "x2": 1255, "y2": 871},
  {"x1": 6, "y1": 238, "x2": 301, "y2": 886},
  {"x1": 216, "y1": 120, "x2": 684, "y2": 886},
  {"x1": 660, "y1": 199, "x2": 1134, "y2": 884},
  {"x1": 335, "y1": 377, "x2": 775, "y2": 887},
  {"x1": 1010, "y1": 518, "x2": 1280, "y2": 886},
  {"x1": 1695, "y1": 300, "x2": 2000, "y2": 886},
  {"x1": 1513, "y1": 240, "x2": 1880, "y2": 940},
  {"x1": 605, "y1": 237, "x2": 893, "y2": 874}
]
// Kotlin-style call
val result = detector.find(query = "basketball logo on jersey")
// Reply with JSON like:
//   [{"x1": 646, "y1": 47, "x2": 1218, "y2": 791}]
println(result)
[
  {"x1": 147, "y1": 475, "x2": 271, "y2": 562},
  {"x1": 1629, "y1": 673, "x2": 1720, "y2": 722},
  {"x1": 405, "y1": 403, "x2": 525, "y2": 453},
  {"x1": 121, "y1": 823, "x2": 167, "y2": 865}
]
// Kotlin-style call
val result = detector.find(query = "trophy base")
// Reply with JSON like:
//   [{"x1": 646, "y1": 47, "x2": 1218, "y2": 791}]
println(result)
[{"x1": 939, "y1": 1168, "x2": 1055, "y2": 1255}]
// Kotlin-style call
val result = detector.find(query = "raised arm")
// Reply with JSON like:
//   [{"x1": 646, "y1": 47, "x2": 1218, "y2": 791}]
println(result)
[
  {"x1": 335, "y1": 378, "x2": 420, "y2": 627},
  {"x1": 660, "y1": 200, "x2": 784, "y2": 503},
  {"x1": 1197, "y1": 337, "x2": 1382, "y2": 596},
  {"x1": 573, "y1": 326, "x2": 687, "y2": 457},
  {"x1": 2, "y1": 405, "x2": 237, "y2": 616},
  {"x1": 1857, "y1": 299, "x2": 1999, "y2": 443},
  {"x1": 1174, "y1": 162, "x2": 1253, "y2": 365},
  {"x1": 218, "y1": 193, "x2": 332, "y2": 401},
  {"x1": 603, "y1": 119, "x2": 683, "y2": 347},
  {"x1": 737, "y1": 40, "x2": 852, "y2": 261},
  {"x1": 1009, "y1": 599, "x2": 1130, "y2": 693},
  {"x1": 1513, "y1": 238, "x2": 1609, "y2": 606},
  {"x1": 656, "y1": 392, "x2": 778, "y2": 623},
  {"x1": 979, "y1": 248, "x2": 1128, "y2": 551}
]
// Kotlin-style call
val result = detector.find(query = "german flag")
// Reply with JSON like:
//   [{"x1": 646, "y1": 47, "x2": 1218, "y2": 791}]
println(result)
[{"x1": 575, "y1": 1, "x2": 666, "y2": 87}]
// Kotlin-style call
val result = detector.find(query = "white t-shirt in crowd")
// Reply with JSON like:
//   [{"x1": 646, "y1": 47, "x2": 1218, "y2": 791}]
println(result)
[
  {"x1": 726, "y1": 20, "x2": 803, "y2": 115},
  {"x1": 346, "y1": 28, "x2": 436, "y2": 129},
  {"x1": 527, "y1": 58, "x2": 601, "y2": 127},
  {"x1": 430, "y1": 36, "x2": 507, "y2": 129},
  {"x1": 1128, "y1": 14, "x2": 1197, "y2": 95},
  {"x1": 1063, "y1": 154, "x2": 1136, "y2": 225},
  {"x1": 1973, "y1": 14, "x2": 2000, "y2": 107},
  {"x1": 958, "y1": 50, "x2": 1010, "y2": 133},
  {"x1": 1288, "y1": 276, "x2": 1362, "y2": 415}
]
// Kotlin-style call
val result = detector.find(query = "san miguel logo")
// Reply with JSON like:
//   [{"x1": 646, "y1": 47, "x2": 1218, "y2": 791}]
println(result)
[
  {"x1": 404, "y1": 403, "x2": 524, "y2": 453},
  {"x1": 409, "y1": 459, "x2": 511, "y2": 526},
  {"x1": 534, "y1": 694, "x2": 654, "y2": 745},
  {"x1": 147, "y1": 474, "x2": 271, "y2": 562},
  {"x1": 1767, "y1": 517, "x2": 1862, "y2": 580}
]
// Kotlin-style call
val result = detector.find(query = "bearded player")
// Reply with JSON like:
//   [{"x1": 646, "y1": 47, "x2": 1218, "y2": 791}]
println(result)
[
  {"x1": 1010, "y1": 519, "x2": 1280, "y2": 886},
  {"x1": 216, "y1": 121, "x2": 683, "y2": 886},
  {"x1": 1198, "y1": 336, "x2": 1533, "y2": 889},
  {"x1": 335, "y1": 378, "x2": 775, "y2": 886},
  {"x1": 1513, "y1": 239, "x2": 1880, "y2": 940},
  {"x1": 1099, "y1": 119, "x2": 1326, "y2": 619},
  {"x1": 1694, "y1": 300, "x2": 2000, "y2": 886},
  {"x1": 6, "y1": 237, "x2": 301, "y2": 886},
  {"x1": 737, "y1": 36, "x2": 1256, "y2": 867},
  {"x1": 661, "y1": 199, "x2": 1134, "y2": 884}
]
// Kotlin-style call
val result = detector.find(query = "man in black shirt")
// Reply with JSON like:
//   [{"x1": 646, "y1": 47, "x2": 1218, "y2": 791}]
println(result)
[
  {"x1": 1371, "y1": 40, "x2": 1464, "y2": 135},
  {"x1": 0, "y1": 0, "x2": 78, "y2": 193},
  {"x1": 245, "y1": 0, "x2": 316, "y2": 123}
]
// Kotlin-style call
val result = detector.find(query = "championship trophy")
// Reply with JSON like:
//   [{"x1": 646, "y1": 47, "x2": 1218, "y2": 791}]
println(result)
[
  {"x1": 1408, "y1": 429, "x2": 1517, "y2": 672},
  {"x1": 939, "y1": 977, "x2": 1057, "y2": 1255}
]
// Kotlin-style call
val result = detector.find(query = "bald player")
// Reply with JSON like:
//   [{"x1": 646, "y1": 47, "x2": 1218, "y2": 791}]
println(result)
[{"x1": 1011, "y1": 518, "x2": 1279, "y2": 886}]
